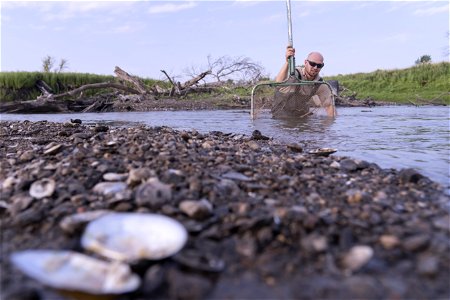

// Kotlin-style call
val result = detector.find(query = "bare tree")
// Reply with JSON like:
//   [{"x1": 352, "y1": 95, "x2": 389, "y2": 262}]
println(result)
[
  {"x1": 207, "y1": 55, "x2": 264, "y2": 84},
  {"x1": 42, "y1": 55, "x2": 69, "y2": 73},
  {"x1": 57, "y1": 58, "x2": 69, "y2": 73},
  {"x1": 42, "y1": 55, "x2": 55, "y2": 73}
]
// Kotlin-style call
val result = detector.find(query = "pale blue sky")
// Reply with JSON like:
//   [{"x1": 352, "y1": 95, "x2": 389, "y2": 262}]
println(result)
[{"x1": 1, "y1": 0, "x2": 449, "y2": 82}]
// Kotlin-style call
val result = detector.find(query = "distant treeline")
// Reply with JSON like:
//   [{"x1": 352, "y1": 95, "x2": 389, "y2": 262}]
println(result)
[{"x1": 325, "y1": 62, "x2": 449, "y2": 105}]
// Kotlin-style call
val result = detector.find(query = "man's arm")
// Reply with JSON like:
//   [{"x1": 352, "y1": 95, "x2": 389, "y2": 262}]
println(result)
[
  {"x1": 275, "y1": 62, "x2": 289, "y2": 82},
  {"x1": 275, "y1": 47, "x2": 296, "y2": 82}
]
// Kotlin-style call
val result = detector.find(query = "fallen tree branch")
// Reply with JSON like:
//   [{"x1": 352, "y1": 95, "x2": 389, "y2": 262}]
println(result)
[
  {"x1": 180, "y1": 70, "x2": 211, "y2": 89},
  {"x1": 41, "y1": 82, "x2": 141, "y2": 100},
  {"x1": 114, "y1": 66, "x2": 148, "y2": 94}
]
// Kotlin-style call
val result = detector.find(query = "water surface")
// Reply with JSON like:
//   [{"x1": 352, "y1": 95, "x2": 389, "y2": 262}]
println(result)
[{"x1": 1, "y1": 106, "x2": 448, "y2": 192}]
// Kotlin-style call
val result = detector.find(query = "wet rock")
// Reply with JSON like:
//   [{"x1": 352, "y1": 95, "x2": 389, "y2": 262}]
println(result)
[
  {"x1": 251, "y1": 130, "x2": 269, "y2": 140},
  {"x1": 398, "y1": 168, "x2": 424, "y2": 184},
  {"x1": 287, "y1": 143, "x2": 303, "y2": 153},
  {"x1": 179, "y1": 199, "x2": 213, "y2": 220},
  {"x1": 340, "y1": 158, "x2": 358, "y2": 172}
]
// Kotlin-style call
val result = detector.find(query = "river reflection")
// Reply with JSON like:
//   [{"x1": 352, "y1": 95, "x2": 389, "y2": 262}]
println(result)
[{"x1": 1, "y1": 106, "x2": 448, "y2": 193}]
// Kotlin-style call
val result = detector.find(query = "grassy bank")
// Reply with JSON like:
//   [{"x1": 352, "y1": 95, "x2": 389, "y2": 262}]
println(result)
[
  {"x1": 325, "y1": 62, "x2": 449, "y2": 105},
  {"x1": 1, "y1": 62, "x2": 449, "y2": 105}
]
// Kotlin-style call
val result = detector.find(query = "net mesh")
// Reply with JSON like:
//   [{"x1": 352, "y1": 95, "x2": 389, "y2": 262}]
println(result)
[{"x1": 251, "y1": 77, "x2": 336, "y2": 120}]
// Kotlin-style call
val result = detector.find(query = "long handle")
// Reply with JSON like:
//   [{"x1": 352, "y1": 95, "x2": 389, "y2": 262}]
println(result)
[{"x1": 286, "y1": 0, "x2": 296, "y2": 77}]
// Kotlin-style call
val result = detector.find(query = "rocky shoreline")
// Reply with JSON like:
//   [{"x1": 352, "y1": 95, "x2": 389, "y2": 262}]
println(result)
[{"x1": 1, "y1": 120, "x2": 449, "y2": 300}]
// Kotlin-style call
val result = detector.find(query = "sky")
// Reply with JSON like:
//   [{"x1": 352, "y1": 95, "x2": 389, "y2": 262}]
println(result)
[{"x1": 1, "y1": 0, "x2": 449, "y2": 82}]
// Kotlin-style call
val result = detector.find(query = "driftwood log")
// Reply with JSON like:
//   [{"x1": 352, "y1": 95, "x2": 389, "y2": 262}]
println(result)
[{"x1": 0, "y1": 66, "x2": 220, "y2": 113}]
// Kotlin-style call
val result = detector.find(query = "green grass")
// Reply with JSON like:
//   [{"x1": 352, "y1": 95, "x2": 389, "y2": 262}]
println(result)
[
  {"x1": 324, "y1": 62, "x2": 450, "y2": 105},
  {"x1": 2, "y1": 63, "x2": 449, "y2": 105}
]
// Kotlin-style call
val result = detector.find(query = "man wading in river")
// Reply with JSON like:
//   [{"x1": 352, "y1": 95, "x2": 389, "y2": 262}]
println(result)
[{"x1": 273, "y1": 46, "x2": 336, "y2": 118}]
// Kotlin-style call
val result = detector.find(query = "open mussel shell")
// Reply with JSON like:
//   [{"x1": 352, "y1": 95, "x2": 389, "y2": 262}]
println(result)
[
  {"x1": 10, "y1": 250, "x2": 140, "y2": 295},
  {"x1": 81, "y1": 212, "x2": 188, "y2": 262},
  {"x1": 308, "y1": 147, "x2": 337, "y2": 156}
]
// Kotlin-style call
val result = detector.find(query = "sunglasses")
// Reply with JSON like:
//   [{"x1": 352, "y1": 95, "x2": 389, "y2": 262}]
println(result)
[{"x1": 307, "y1": 60, "x2": 324, "y2": 68}]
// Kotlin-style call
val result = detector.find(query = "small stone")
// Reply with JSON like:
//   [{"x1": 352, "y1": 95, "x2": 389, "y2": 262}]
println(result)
[
  {"x1": 19, "y1": 150, "x2": 34, "y2": 162},
  {"x1": 179, "y1": 199, "x2": 213, "y2": 220},
  {"x1": 330, "y1": 161, "x2": 340, "y2": 169},
  {"x1": 416, "y1": 254, "x2": 439, "y2": 276},
  {"x1": 340, "y1": 159, "x2": 358, "y2": 172},
  {"x1": 342, "y1": 245, "x2": 374, "y2": 272},
  {"x1": 135, "y1": 178, "x2": 172, "y2": 209},
  {"x1": 403, "y1": 234, "x2": 430, "y2": 252},
  {"x1": 301, "y1": 234, "x2": 328, "y2": 253},
  {"x1": 9, "y1": 194, "x2": 34, "y2": 216},
  {"x1": 247, "y1": 141, "x2": 260, "y2": 151},
  {"x1": 287, "y1": 143, "x2": 303, "y2": 153},
  {"x1": 127, "y1": 168, "x2": 155, "y2": 187},
  {"x1": 379, "y1": 235, "x2": 399, "y2": 249},
  {"x1": 346, "y1": 189, "x2": 363, "y2": 204},
  {"x1": 432, "y1": 215, "x2": 450, "y2": 232}
]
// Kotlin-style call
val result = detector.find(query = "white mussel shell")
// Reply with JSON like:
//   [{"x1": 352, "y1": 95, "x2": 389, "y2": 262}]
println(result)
[
  {"x1": 29, "y1": 178, "x2": 56, "y2": 199},
  {"x1": 10, "y1": 250, "x2": 140, "y2": 294},
  {"x1": 308, "y1": 148, "x2": 337, "y2": 156},
  {"x1": 81, "y1": 212, "x2": 188, "y2": 262}
]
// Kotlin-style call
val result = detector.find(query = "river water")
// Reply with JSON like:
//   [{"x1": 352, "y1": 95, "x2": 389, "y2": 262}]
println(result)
[{"x1": 1, "y1": 106, "x2": 449, "y2": 193}]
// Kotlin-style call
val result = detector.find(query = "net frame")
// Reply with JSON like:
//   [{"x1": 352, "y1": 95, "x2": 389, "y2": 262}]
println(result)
[{"x1": 250, "y1": 78, "x2": 337, "y2": 120}]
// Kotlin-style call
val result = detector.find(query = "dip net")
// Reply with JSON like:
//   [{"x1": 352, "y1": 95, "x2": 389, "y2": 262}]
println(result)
[{"x1": 250, "y1": 78, "x2": 337, "y2": 120}]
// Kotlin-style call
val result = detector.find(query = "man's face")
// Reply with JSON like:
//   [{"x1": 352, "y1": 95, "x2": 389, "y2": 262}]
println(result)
[{"x1": 304, "y1": 55, "x2": 324, "y2": 77}]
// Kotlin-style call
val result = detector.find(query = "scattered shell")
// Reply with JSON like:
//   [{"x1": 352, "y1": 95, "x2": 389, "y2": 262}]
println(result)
[
  {"x1": 29, "y1": 178, "x2": 56, "y2": 199},
  {"x1": 59, "y1": 210, "x2": 112, "y2": 235},
  {"x1": 10, "y1": 250, "x2": 140, "y2": 295},
  {"x1": 81, "y1": 212, "x2": 188, "y2": 262},
  {"x1": 44, "y1": 144, "x2": 63, "y2": 155},
  {"x1": 221, "y1": 171, "x2": 251, "y2": 182},
  {"x1": 93, "y1": 182, "x2": 127, "y2": 196},
  {"x1": 103, "y1": 172, "x2": 129, "y2": 182},
  {"x1": 308, "y1": 148, "x2": 337, "y2": 156}
]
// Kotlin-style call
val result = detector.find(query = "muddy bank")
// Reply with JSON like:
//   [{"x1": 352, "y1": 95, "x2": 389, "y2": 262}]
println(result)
[
  {"x1": 0, "y1": 92, "x2": 394, "y2": 114},
  {"x1": 1, "y1": 120, "x2": 449, "y2": 300}
]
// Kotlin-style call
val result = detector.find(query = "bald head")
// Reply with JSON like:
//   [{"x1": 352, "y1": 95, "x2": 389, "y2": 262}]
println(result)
[{"x1": 307, "y1": 52, "x2": 324, "y2": 63}]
